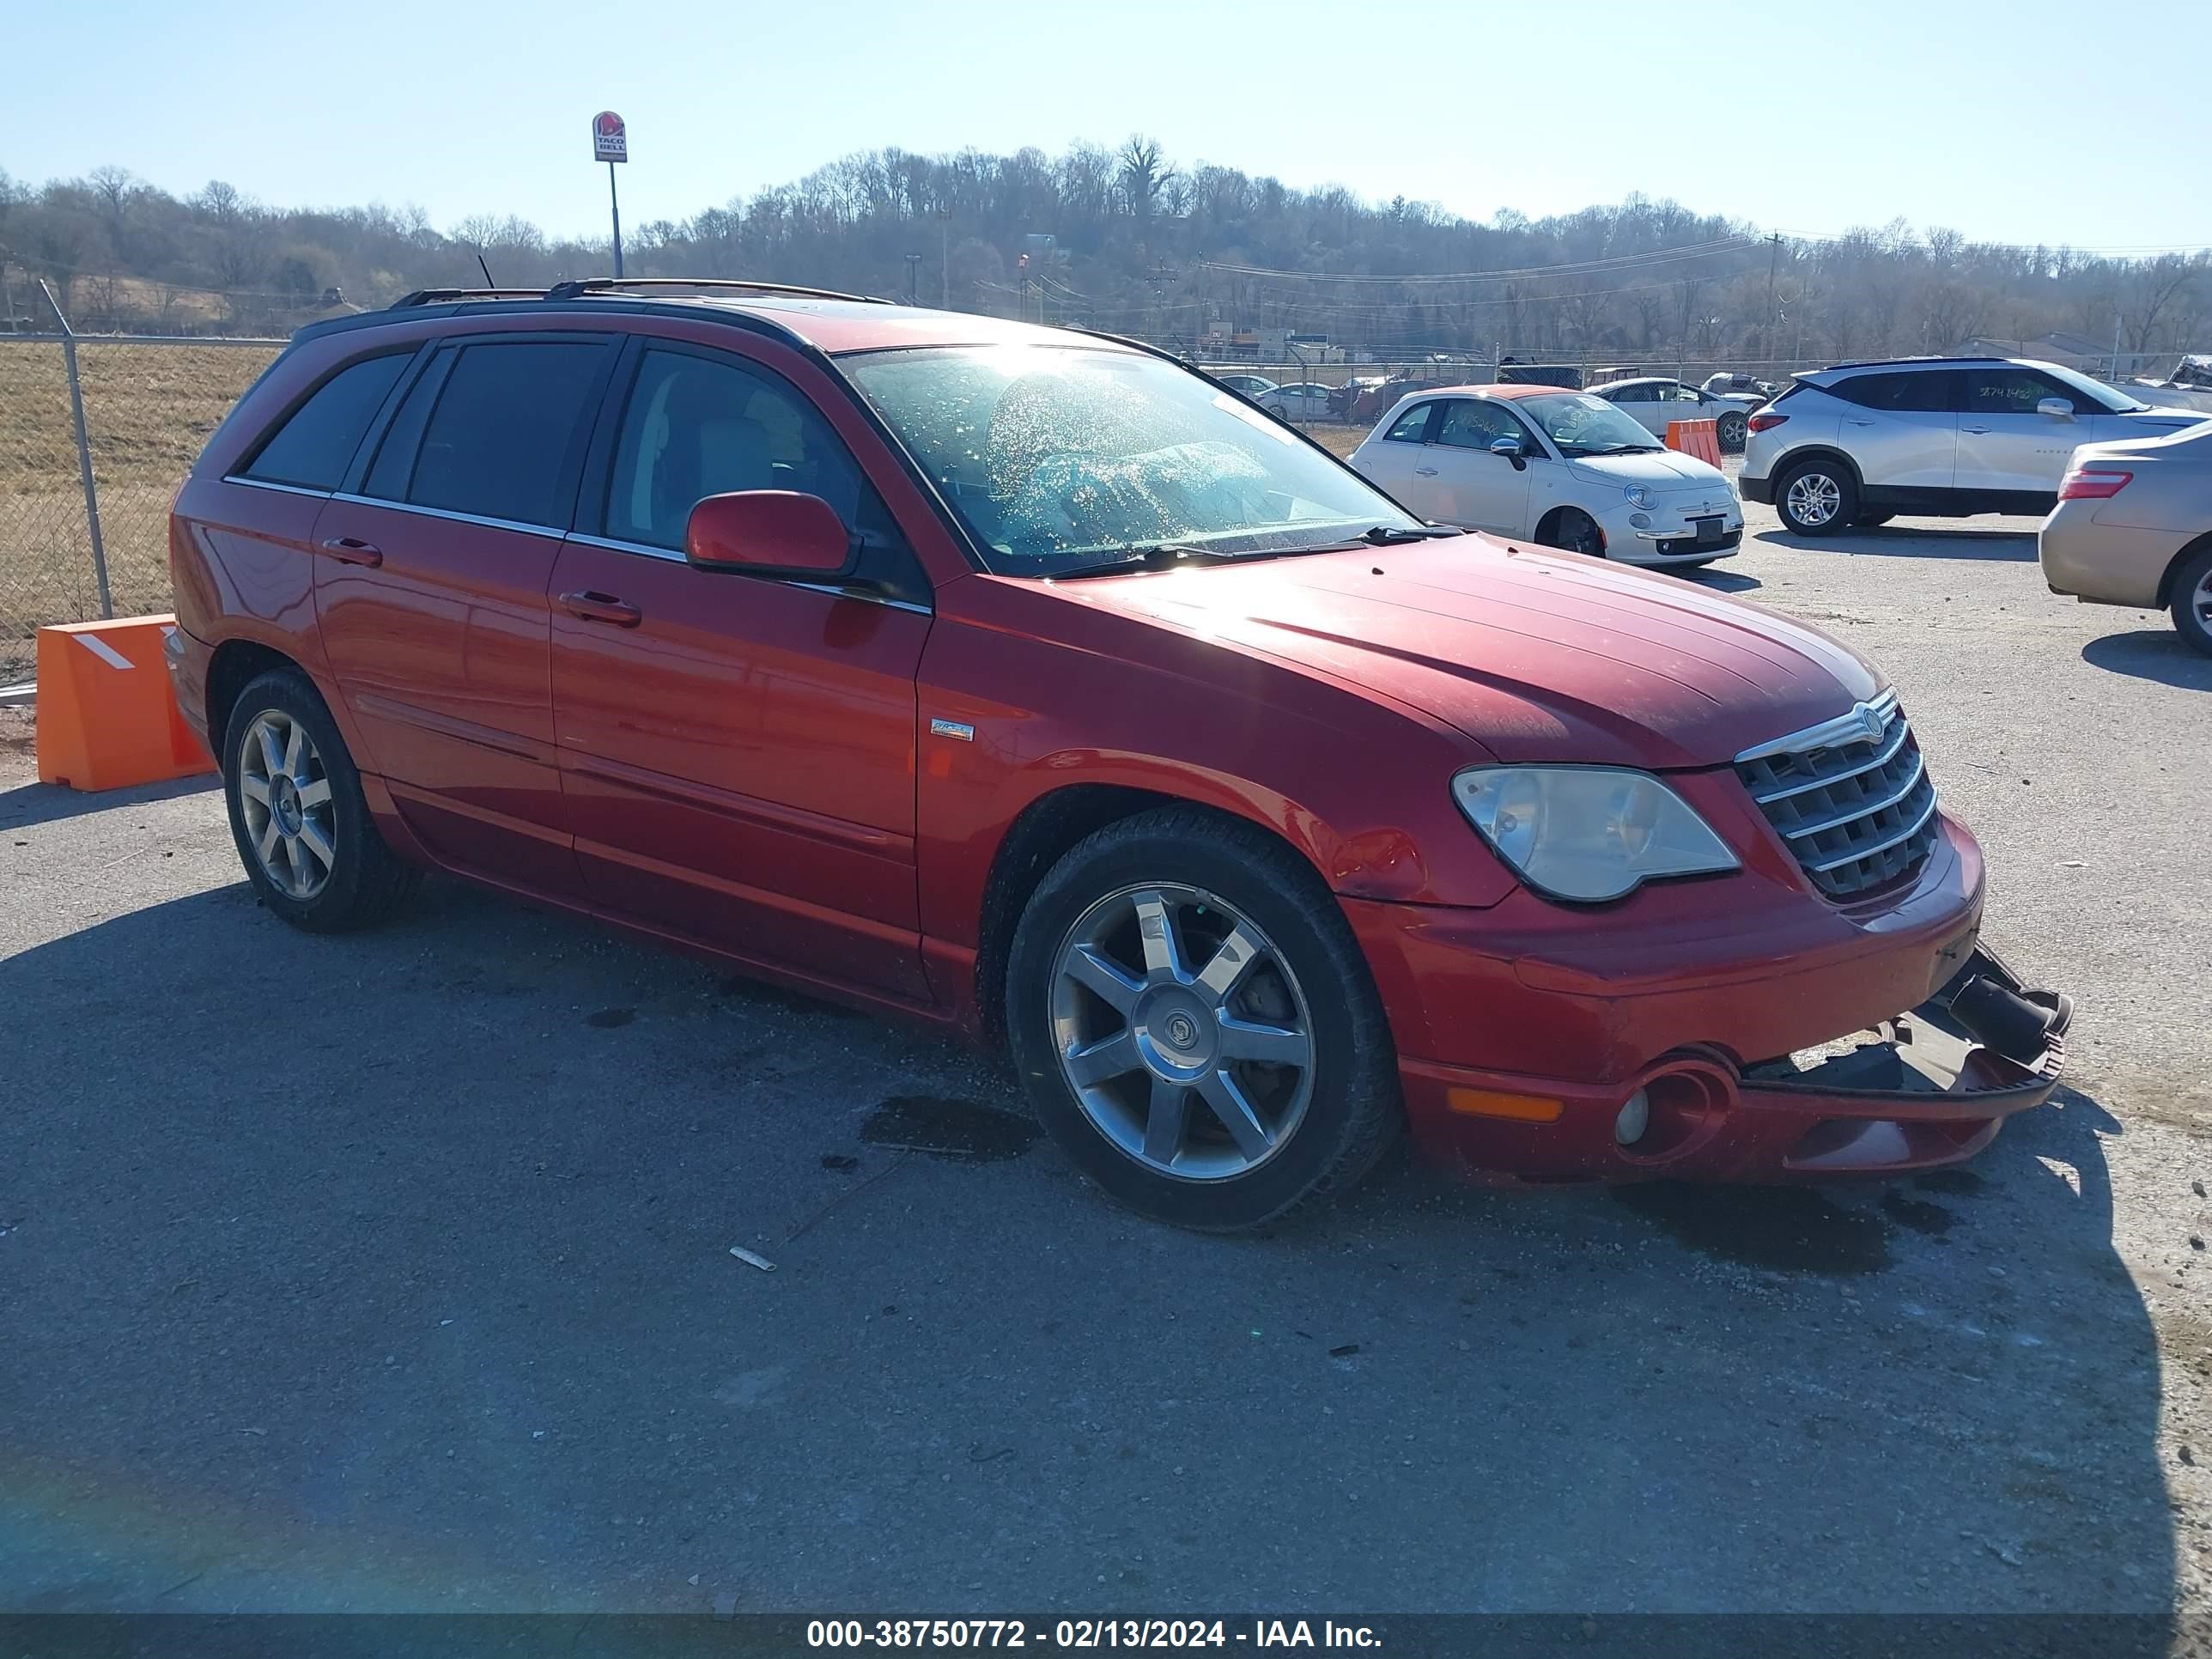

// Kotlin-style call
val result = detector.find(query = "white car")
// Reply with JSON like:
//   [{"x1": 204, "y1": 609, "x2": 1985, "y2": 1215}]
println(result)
[
  {"x1": 1588, "y1": 375, "x2": 1761, "y2": 453},
  {"x1": 1213, "y1": 373, "x2": 1278, "y2": 398},
  {"x1": 1347, "y1": 384, "x2": 1745, "y2": 567},
  {"x1": 1258, "y1": 382, "x2": 1335, "y2": 422}
]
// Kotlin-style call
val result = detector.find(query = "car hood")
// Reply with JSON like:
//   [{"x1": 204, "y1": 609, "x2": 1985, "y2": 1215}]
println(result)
[
  {"x1": 2112, "y1": 405, "x2": 2212, "y2": 436},
  {"x1": 1056, "y1": 537, "x2": 1881, "y2": 769},
  {"x1": 1564, "y1": 447, "x2": 1733, "y2": 491}
]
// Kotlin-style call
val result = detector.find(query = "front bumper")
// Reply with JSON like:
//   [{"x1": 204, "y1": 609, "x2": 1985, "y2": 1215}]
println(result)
[
  {"x1": 1350, "y1": 817, "x2": 2068, "y2": 1182},
  {"x1": 1600, "y1": 496, "x2": 1744, "y2": 566}
]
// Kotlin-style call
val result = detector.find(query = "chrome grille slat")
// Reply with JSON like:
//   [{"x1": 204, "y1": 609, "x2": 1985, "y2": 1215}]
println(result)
[
  {"x1": 1749, "y1": 717, "x2": 1911, "y2": 805},
  {"x1": 1783, "y1": 748, "x2": 1926, "y2": 839},
  {"x1": 1734, "y1": 697, "x2": 1940, "y2": 900}
]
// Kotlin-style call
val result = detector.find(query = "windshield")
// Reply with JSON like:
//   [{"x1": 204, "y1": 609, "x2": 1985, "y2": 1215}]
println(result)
[
  {"x1": 1514, "y1": 392, "x2": 1667, "y2": 456},
  {"x1": 2040, "y1": 362, "x2": 2149, "y2": 414},
  {"x1": 840, "y1": 344, "x2": 1424, "y2": 573}
]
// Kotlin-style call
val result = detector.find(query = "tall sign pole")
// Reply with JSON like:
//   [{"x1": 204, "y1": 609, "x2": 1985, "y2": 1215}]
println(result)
[{"x1": 592, "y1": 112, "x2": 629, "y2": 277}]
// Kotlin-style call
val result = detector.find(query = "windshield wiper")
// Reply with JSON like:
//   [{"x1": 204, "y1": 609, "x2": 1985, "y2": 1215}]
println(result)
[
  {"x1": 1047, "y1": 543, "x2": 1246, "y2": 580},
  {"x1": 1578, "y1": 442, "x2": 1664, "y2": 454},
  {"x1": 1358, "y1": 525, "x2": 1458, "y2": 544}
]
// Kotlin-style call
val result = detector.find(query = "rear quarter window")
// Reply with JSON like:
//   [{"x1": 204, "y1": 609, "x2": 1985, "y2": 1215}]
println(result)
[{"x1": 239, "y1": 352, "x2": 411, "y2": 490}]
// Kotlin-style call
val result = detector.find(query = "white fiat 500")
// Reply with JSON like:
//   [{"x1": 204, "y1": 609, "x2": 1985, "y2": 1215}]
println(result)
[{"x1": 1347, "y1": 383, "x2": 1745, "y2": 567}]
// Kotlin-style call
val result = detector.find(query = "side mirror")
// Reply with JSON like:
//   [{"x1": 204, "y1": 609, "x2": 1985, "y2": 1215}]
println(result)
[
  {"x1": 685, "y1": 490, "x2": 854, "y2": 579},
  {"x1": 1490, "y1": 434, "x2": 1529, "y2": 471},
  {"x1": 2037, "y1": 397, "x2": 2075, "y2": 420}
]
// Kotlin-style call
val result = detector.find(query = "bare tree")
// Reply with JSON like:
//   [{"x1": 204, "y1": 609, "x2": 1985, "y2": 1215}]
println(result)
[{"x1": 1116, "y1": 136, "x2": 1174, "y2": 222}]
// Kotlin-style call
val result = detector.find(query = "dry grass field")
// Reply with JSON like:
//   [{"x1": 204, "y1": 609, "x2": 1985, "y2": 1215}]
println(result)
[{"x1": 0, "y1": 337, "x2": 279, "y2": 676}]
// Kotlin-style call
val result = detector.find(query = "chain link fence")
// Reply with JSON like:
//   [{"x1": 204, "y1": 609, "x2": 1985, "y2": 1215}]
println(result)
[{"x1": 0, "y1": 331, "x2": 281, "y2": 681}]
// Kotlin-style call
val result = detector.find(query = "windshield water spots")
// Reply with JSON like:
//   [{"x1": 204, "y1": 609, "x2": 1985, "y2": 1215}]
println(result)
[{"x1": 843, "y1": 345, "x2": 1423, "y2": 574}]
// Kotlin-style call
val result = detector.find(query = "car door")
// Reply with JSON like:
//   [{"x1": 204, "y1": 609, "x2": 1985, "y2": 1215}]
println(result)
[
  {"x1": 1833, "y1": 368, "x2": 1959, "y2": 491},
  {"x1": 1351, "y1": 398, "x2": 1437, "y2": 505},
  {"x1": 548, "y1": 338, "x2": 935, "y2": 1000},
  {"x1": 313, "y1": 332, "x2": 617, "y2": 894},
  {"x1": 1422, "y1": 398, "x2": 1534, "y2": 534},
  {"x1": 1953, "y1": 366, "x2": 2082, "y2": 495}
]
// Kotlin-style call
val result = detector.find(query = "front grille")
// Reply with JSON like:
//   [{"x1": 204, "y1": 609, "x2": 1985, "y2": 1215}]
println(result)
[{"x1": 1734, "y1": 692, "x2": 1938, "y2": 899}]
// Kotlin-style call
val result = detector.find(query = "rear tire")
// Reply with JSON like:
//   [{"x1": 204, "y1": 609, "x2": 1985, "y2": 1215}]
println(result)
[
  {"x1": 1538, "y1": 507, "x2": 1606, "y2": 558},
  {"x1": 1005, "y1": 807, "x2": 1401, "y2": 1232},
  {"x1": 1777, "y1": 458, "x2": 1858, "y2": 536},
  {"x1": 222, "y1": 668, "x2": 421, "y2": 933},
  {"x1": 2172, "y1": 544, "x2": 2212, "y2": 657}
]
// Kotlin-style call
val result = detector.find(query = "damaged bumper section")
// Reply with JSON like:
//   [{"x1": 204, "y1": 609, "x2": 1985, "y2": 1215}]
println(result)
[{"x1": 1401, "y1": 947, "x2": 2069, "y2": 1183}]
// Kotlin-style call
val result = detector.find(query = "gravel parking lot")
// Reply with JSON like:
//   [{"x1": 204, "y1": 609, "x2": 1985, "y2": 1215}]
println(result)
[{"x1": 3, "y1": 490, "x2": 2209, "y2": 1630}]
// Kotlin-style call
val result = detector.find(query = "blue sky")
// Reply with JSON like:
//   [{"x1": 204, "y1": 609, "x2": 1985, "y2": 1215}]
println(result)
[{"x1": 14, "y1": 0, "x2": 2210, "y2": 252}]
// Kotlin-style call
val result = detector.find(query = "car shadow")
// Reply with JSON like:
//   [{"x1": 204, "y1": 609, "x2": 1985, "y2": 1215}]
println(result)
[
  {"x1": 1757, "y1": 526, "x2": 2039, "y2": 562},
  {"x1": 1682, "y1": 569, "x2": 1762, "y2": 594},
  {"x1": 0, "y1": 771, "x2": 219, "y2": 832},
  {"x1": 0, "y1": 881, "x2": 2175, "y2": 1627},
  {"x1": 2082, "y1": 628, "x2": 2212, "y2": 690}
]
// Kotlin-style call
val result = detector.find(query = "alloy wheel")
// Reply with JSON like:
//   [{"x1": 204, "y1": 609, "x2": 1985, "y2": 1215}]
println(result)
[
  {"x1": 1786, "y1": 471, "x2": 1842, "y2": 527},
  {"x1": 1048, "y1": 883, "x2": 1316, "y2": 1181},
  {"x1": 238, "y1": 708, "x2": 336, "y2": 901},
  {"x1": 2194, "y1": 568, "x2": 2212, "y2": 632}
]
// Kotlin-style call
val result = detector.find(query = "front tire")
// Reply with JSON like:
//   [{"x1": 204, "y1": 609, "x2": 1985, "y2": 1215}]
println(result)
[
  {"x1": 222, "y1": 668, "x2": 420, "y2": 932},
  {"x1": 1005, "y1": 807, "x2": 1401, "y2": 1231},
  {"x1": 1777, "y1": 458, "x2": 1858, "y2": 536},
  {"x1": 1538, "y1": 507, "x2": 1606, "y2": 557},
  {"x1": 2172, "y1": 544, "x2": 2212, "y2": 657},
  {"x1": 1717, "y1": 411, "x2": 1747, "y2": 453}
]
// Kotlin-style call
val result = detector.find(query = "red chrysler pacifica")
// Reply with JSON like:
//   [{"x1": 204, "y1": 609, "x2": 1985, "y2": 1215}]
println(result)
[{"x1": 167, "y1": 279, "x2": 2069, "y2": 1231}]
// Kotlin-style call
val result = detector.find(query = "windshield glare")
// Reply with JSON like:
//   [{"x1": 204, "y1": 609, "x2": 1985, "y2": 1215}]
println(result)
[
  {"x1": 2041, "y1": 362, "x2": 2147, "y2": 413},
  {"x1": 1516, "y1": 392, "x2": 1665, "y2": 455},
  {"x1": 841, "y1": 344, "x2": 1423, "y2": 572}
]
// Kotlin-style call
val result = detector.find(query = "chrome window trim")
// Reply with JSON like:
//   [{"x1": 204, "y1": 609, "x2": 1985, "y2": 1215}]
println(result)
[
  {"x1": 223, "y1": 475, "x2": 335, "y2": 500},
  {"x1": 1778, "y1": 748, "x2": 1927, "y2": 840},
  {"x1": 1747, "y1": 715, "x2": 1912, "y2": 806},
  {"x1": 563, "y1": 532, "x2": 932, "y2": 616},
  {"x1": 1735, "y1": 689, "x2": 1900, "y2": 767},
  {"x1": 327, "y1": 492, "x2": 564, "y2": 541}
]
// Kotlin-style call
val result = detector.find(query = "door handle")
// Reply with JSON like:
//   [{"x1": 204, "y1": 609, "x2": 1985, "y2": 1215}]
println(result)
[
  {"x1": 559, "y1": 591, "x2": 642, "y2": 628},
  {"x1": 1414, "y1": 466, "x2": 1439, "y2": 477},
  {"x1": 1845, "y1": 418, "x2": 1875, "y2": 427},
  {"x1": 317, "y1": 536, "x2": 382, "y2": 568},
  {"x1": 1961, "y1": 425, "x2": 1991, "y2": 434}
]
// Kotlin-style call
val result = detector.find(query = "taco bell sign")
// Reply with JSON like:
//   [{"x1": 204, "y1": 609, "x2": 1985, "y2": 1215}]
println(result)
[{"x1": 592, "y1": 111, "x2": 628, "y2": 163}]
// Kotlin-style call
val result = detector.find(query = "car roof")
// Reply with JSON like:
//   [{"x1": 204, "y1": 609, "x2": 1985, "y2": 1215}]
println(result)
[
  {"x1": 1415, "y1": 381, "x2": 1577, "y2": 400},
  {"x1": 1585, "y1": 376, "x2": 1676, "y2": 392},
  {"x1": 295, "y1": 287, "x2": 1135, "y2": 359}
]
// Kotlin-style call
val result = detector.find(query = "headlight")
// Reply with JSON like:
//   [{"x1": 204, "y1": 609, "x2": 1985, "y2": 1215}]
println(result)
[
  {"x1": 1451, "y1": 767, "x2": 1739, "y2": 902},
  {"x1": 1622, "y1": 485, "x2": 1655, "y2": 510}
]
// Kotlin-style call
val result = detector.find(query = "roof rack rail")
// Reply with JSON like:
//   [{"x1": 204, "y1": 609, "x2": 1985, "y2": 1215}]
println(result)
[
  {"x1": 541, "y1": 276, "x2": 893, "y2": 305},
  {"x1": 388, "y1": 287, "x2": 547, "y2": 308}
]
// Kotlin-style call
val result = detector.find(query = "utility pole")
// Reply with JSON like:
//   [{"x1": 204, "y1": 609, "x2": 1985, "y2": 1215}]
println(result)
[
  {"x1": 903, "y1": 252, "x2": 921, "y2": 307},
  {"x1": 1765, "y1": 232, "x2": 1783, "y2": 337},
  {"x1": 938, "y1": 206, "x2": 951, "y2": 310}
]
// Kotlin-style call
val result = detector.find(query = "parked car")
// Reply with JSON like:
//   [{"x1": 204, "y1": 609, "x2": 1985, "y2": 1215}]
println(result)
[
  {"x1": 1743, "y1": 356, "x2": 2208, "y2": 536},
  {"x1": 1348, "y1": 384, "x2": 1745, "y2": 568},
  {"x1": 2039, "y1": 422, "x2": 2212, "y2": 655},
  {"x1": 1702, "y1": 371, "x2": 1779, "y2": 402},
  {"x1": 1213, "y1": 373, "x2": 1277, "y2": 398},
  {"x1": 169, "y1": 282, "x2": 2068, "y2": 1232},
  {"x1": 1588, "y1": 375, "x2": 1761, "y2": 453},
  {"x1": 1256, "y1": 381, "x2": 1335, "y2": 422}
]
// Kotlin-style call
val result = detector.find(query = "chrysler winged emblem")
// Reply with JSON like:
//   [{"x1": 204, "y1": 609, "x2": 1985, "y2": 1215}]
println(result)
[{"x1": 1856, "y1": 702, "x2": 1886, "y2": 744}]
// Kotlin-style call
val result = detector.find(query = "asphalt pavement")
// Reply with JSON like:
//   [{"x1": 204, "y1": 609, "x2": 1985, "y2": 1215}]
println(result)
[{"x1": 3, "y1": 496, "x2": 2209, "y2": 1628}]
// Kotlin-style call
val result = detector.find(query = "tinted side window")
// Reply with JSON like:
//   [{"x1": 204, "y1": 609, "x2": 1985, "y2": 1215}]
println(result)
[
  {"x1": 1383, "y1": 403, "x2": 1435, "y2": 442},
  {"x1": 1607, "y1": 383, "x2": 1656, "y2": 404},
  {"x1": 605, "y1": 348, "x2": 896, "y2": 550},
  {"x1": 1835, "y1": 371, "x2": 1952, "y2": 413},
  {"x1": 1437, "y1": 399, "x2": 1527, "y2": 450},
  {"x1": 240, "y1": 353, "x2": 410, "y2": 489},
  {"x1": 405, "y1": 341, "x2": 609, "y2": 527},
  {"x1": 1961, "y1": 367, "x2": 2067, "y2": 415}
]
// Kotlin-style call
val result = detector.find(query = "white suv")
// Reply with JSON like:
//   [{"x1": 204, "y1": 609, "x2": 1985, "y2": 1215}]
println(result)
[{"x1": 1743, "y1": 356, "x2": 2206, "y2": 535}]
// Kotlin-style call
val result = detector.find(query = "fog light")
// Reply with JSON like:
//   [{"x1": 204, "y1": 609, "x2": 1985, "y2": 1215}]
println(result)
[
  {"x1": 1614, "y1": 1088, "x2": 1650, "y2": 1146},
  {"x1": 1628, "y1": 511, "x2": 1652, "y2": 529}
]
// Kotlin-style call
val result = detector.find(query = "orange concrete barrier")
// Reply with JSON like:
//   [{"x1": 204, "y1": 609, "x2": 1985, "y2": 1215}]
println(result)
[
  {"x1": 1665, "y1": 417, "x2": 1724, "y2": 467},
  {"x1": 34, "y1": 614, "x2": 216, "y2": 792}
]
